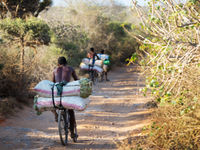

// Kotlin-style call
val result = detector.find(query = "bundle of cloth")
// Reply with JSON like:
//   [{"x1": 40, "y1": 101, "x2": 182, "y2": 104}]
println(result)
[
  {"x1": 80, "y1": 54, "x2": 110, "y2": 73},
  {"x1": 97, "y1": 54, "x2": 110, "y2": 65},
  {"x1": 97, "y1": 54, "x2": 109, "y2": 60},
  {"x1": 80, "y1": 58, "x2": 103, "y2": 73},
  {"x1": 33, "y1": 78, "x2": 92, "y2": 115}
]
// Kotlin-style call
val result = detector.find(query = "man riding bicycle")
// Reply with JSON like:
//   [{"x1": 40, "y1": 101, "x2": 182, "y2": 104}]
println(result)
[
  {"x1": 87, "y1": 48, "x2": 101, "y2": 82},
  {"x1": 87, "y1": 47, "x2": 100, "y2": 67},
  {"x1": 52, "y1": 56, "x2": 78, "y2": 139}
]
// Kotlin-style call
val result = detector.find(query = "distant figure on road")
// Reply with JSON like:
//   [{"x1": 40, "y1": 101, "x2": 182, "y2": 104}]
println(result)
[
  {"x1": 99, "y1": 49, "x2": 110, "y2": 81},
  {"x1": 87, "y1": 47, "x2": 100, "y2": 67}
]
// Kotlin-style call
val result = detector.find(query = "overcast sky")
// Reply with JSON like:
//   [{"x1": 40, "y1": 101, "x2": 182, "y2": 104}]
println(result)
[{"x1": 52, "y1": 0, "x2": 148, "y2": 7}]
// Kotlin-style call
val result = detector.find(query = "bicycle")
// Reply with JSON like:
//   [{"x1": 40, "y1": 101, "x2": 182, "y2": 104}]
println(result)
[
  {"x1": 52, "y1": 83, "x2": 78, "y2": 146},
  {"x1": 57, "y1": 108, "x2": 78, "y2": 145},
  {"x1": 88, "y1": 65, "x2": 101, "y2": 84}
]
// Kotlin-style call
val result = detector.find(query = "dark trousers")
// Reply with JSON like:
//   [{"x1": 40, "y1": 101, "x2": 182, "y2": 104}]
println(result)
[{"x1": 69, "y1": 109, "x2": 76, "y2": 134}]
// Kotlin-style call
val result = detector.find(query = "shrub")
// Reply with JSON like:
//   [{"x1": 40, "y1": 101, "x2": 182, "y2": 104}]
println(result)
[
  {"x1": 0, "y1": 17, "x2": 52, "y2": 73},
  {"x1": 0, "y1": 17, "x2": 54, "y2": 102},
  {"x1": 124, "y1": 0, "x2": 200, "y2": 149},
  {"x1": 0, "y1": 45, "x2": 30, "y2": 102}
]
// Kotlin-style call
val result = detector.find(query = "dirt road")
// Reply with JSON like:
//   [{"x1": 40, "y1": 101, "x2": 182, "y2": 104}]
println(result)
[{"x1": 0, "y1": 65, "x2": 151, "y2": 150}]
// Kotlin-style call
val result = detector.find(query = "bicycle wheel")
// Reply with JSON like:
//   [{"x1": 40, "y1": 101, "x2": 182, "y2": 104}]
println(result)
[
  {"x1": 90, "y1": 70, "x2": 94, "y2": 81},
  {"x1": 72, "y1": 123, "x2": 78, "y2": 142},
  {"x1": 58, "y1": 109, "x2": 69, "y2": 146},
  {"x1": 93, "y1": 71, "x2": 100, "y2": 84},
  {"x1": 89, "y1": 70, "x2": 95, "y2": 83}
]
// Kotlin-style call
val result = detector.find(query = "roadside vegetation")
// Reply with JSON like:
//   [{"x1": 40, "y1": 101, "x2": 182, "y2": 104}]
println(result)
[{"x1": 119, "y1": 0, "x2": 200, "y2": 149}]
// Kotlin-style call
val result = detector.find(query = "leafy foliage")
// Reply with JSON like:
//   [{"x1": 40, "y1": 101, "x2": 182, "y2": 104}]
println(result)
[
  {"x1": 125, "y1": 0, "x2": 200, "y2": 149},
  {"x1": 0, "y1": 17, "x2": 51, "y2": 45},
  {"x1": 0, "y1": 17, "x2": 51, "y2": 75},
  {"x1": 0, "y1": 0, "x2": 52, "y2": 18},
  {"x1": 47, "y1": 23, "x2": 89, "y2": 67}
]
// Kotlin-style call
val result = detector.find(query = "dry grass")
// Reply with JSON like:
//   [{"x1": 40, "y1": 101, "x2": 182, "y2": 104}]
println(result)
[
  {"x1": 0, "y1": 97, "x2": 19, "y2": 118},
  {"x1": 0, "y1": 45, "x2": 30, "y2": 101},
  {"x1": 0, "y1": 43, "x2": 63, "y2": 117}
]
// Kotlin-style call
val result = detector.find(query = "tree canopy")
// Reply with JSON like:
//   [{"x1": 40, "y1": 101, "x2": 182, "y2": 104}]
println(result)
[
  {"x1": 0, "y1": 17, "x2": 52, "y2": 72},
  {"x1": 0, "y1": 0, "x2": 52, "y2": 19}
]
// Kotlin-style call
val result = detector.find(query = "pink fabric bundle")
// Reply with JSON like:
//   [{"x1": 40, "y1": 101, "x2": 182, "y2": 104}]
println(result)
[{"x1": 34, "y1": 96, "x2": 90, "y2": 113}]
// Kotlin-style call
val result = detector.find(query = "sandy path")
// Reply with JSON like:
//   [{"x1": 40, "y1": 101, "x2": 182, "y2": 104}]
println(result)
[{"x1": 0, "y1": 65, "x2": 151, "y2": 150}]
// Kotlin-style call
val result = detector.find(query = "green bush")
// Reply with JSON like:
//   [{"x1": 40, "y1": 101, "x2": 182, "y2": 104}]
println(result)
[
  {"x1": 0, "y1": 17, "x2": 51, "y2": 44},
  {"x1": 57, "y1": 42, "x2": 86, "y2": 67},
  {"x1": 50, "y1": 24, "x2": 88, "y2": 67},
  {"x1": 104, "y1": 22, "x2": 139, "y2": 64}
]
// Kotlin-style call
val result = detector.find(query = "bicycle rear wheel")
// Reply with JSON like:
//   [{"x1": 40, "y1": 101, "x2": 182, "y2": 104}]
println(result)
[
  {"x1": 58, "y1": 109, "x2": 69, "y2": 146},
  {"x1": 89, "y1": 70, "x2": 94, "y2": 82},
  {"x1": 72, "y1": 123, "x2": 78, "y2": 142},
  {"x1": 89, "y1": 70, "x2": 100, "y2": 85}
]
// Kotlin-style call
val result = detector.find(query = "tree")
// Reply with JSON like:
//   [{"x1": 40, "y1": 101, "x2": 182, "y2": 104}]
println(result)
[
  {"x1": 0, "y1": 0, "x2": 52, "y2": 19},
  {"x1": 0, "y1": 17, "x2": 51, "y2": 72}
]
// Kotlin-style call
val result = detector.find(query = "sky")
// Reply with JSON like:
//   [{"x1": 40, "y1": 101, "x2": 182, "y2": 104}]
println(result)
[{"x1": 52, "y1": 0, "x2": 147, "y2": 7}]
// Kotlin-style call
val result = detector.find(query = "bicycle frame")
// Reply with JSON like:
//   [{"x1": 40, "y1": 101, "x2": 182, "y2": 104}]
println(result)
[
  {"x1": 51, "y1": 82, "x2": 78, "y2": 146},
  {"x1": 88, "y1": 65, "x2": 101, "y2": 84}
]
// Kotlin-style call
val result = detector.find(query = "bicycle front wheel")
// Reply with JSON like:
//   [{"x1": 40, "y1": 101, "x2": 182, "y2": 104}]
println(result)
[{"x1": 58, "y1": 109, "x2": 69, "y2": 146}]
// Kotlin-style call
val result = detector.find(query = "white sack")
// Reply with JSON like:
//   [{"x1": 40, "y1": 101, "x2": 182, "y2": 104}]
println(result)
[
  {"x1": 97, "y1": 54, "x2": 109, "y2": 60},
  {"x1": 34, "y1": 80, "x2": 80, "y2": 97},
  {"x1": 80, "y1": 63, "x2": 103, "y2": 73},
  {"x1": 34, "y1": 96, "x2": 90, "y2": 113},
  {"x1": 82, "y1": 58, "x2": 90, "y2": 65},
  {"x1": 82, "y1": 58, "x2": 103, "y2": 67},
  {"x1": 91, "y1": 60, "x2": 103, "y2": 67}
]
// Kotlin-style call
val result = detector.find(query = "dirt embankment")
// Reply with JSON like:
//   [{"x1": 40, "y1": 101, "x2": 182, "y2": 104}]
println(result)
[{"x1": 0, "y1": 65, "x2": 151, "y2": 150}]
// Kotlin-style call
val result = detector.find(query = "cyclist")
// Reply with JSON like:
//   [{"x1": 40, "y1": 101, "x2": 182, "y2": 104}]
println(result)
[
  {"x1": 52, "y1": 56, "x2": 78, "y2": 139},
  {"x1": 87, "y1": 48, "x2": 101, "y2": 82},
  {"x1": 99, "y1": 49, "x2": 110, "y2": 81},
  {"x1": 87, "y1": 47, "x2": 100, "y2": 67}
]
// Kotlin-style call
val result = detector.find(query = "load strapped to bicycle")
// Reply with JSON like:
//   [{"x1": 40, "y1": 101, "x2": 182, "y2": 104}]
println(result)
[
  {"x1": 33, "y1": 78, "x2": 92, "y2": 146},
  {"x1": 79, "y1": 54, "x2": 110, "y2": 83},
  {"x1": 51, "y1": 81, "x2": 78, "y2": 145}
]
